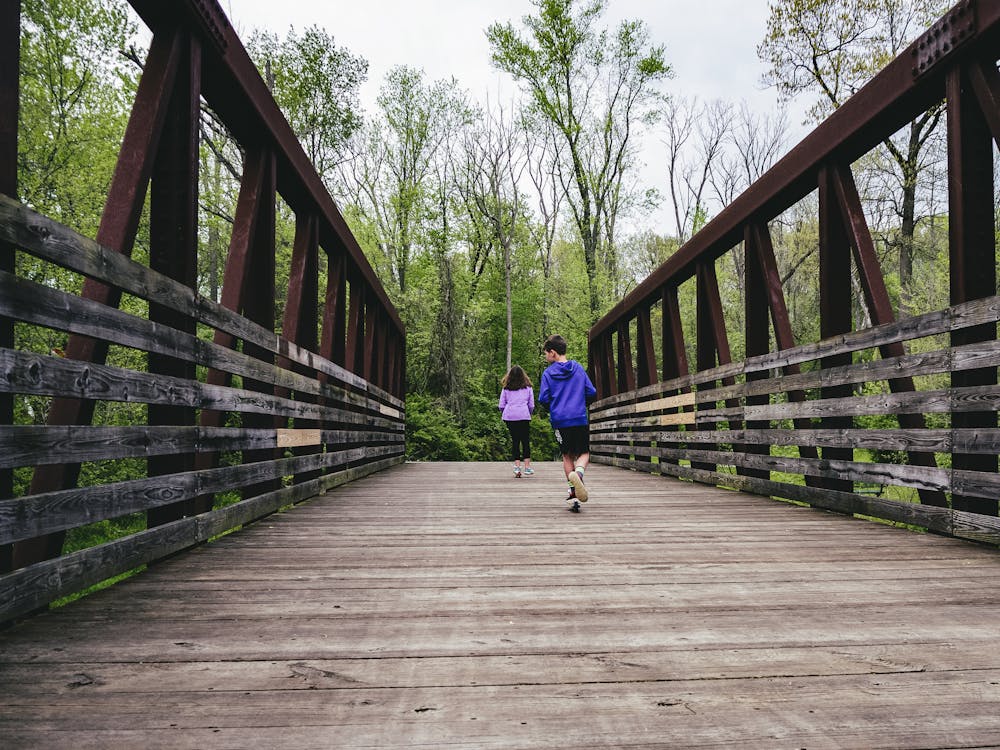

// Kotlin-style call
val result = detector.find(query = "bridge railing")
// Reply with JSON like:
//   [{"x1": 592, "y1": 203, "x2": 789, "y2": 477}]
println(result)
[
  {"x1": 0, "y1": 0, "x2": 405, "y2": 621},
  {"x1": 589, "y1": 0, "x2": 1000, "y2": 545}
]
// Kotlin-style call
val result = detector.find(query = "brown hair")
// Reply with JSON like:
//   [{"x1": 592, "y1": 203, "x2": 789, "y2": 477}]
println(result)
[
  {"x1": 543, "y1": 334, "x2": 567, "y2": 355},
  {"x1": 501, "y1": 364, "x2": 531, "y2": 390}
]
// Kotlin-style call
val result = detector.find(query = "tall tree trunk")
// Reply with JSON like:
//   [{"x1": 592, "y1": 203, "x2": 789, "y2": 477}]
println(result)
[
  {"x1": 897, "y1": 122, "x2": 920, "y2": 318},
  {"x1": 504, "y1": 240, "x2": 513, "y2": 372}
]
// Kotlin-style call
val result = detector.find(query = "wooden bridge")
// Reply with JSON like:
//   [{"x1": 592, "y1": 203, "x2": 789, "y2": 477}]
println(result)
[
  {"x1": 4, "y1": 0, "x2": 1000, "y2": 747},
  {"x1": 4, "y1": 461, "x2": 1000, "y2": 748}
]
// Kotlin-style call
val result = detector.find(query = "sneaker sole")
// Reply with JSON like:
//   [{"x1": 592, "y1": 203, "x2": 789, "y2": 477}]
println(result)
[{"x1": 567, "y1": 472, "x2": 588, "y2": 502}]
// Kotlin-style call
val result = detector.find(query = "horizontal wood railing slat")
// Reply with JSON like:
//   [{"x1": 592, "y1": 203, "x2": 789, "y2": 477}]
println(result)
[
  {"x1": 0, "y1": 195, "x2": 402, "y2": 409},
  {"x1": 0, "y1": 455, "x2": 401, "y2": 621},
  {"x1": 0, "y1": 445, "x2": 403, "y2": 546}
]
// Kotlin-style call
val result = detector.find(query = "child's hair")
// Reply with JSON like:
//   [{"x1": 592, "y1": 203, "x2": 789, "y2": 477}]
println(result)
[
  {"x1": 501, "y1": 364, "x2": 531, "y2": 390},
  {"x1": 543, "y1": 334, "x2": 567, "y2": 355}
]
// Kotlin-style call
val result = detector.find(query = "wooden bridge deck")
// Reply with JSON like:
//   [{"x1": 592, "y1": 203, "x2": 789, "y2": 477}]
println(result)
[{"x1": 2, "y1": 461, "x2": 1000, "y2": 749}]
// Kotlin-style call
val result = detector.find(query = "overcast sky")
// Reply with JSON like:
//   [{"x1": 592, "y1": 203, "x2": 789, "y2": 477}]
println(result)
[{"x1": 220, "y1": 0, "x2": 808, "y2": 232}]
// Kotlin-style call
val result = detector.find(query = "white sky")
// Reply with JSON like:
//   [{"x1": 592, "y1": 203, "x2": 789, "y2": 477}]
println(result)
[{"x1": 221, "y1": 0, "x2": 810, "y2": 233}]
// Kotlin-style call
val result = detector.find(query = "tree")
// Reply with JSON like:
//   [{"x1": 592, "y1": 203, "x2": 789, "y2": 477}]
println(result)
[
  {"x1": 488, "y1": 0, "x2": 670, "y2": 322},
  {"x1": 523, "y1": 113, "x2": 565, "y2": 340},
  {"x1": 758, "y1": 0, "x2": 951, "y2": 316},
  {"x1": 18, "y1": 0, "x2": 138, "y2": 230},
  {"x1": 459, "y1": 101, "x2": 527, "y2": 371},
  {"x1": 342, "y1": 67, "x2": 470, "y2": 299},
  {"x1": 248, "y1": 25, "x2": 367, "y2": 186}
]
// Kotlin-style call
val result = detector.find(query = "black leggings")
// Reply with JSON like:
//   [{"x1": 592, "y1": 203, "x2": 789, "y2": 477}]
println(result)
[{"x1": 506, "y1": 420, "x2": 531, "y2": 461}]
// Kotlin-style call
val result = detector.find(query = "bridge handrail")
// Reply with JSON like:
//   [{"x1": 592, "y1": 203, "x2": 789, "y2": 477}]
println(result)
[
  {"x1": 0, "y1": 0, "x2": 407, "y2": 621},
  {"x1": 588, "y1": 0, "x2": 1000, "y2": 541}
]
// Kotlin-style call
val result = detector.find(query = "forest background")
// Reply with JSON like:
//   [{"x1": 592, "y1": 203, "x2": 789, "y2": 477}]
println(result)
[{"x1": 14, "y1": 0, "x2": 962, "y2": 475}]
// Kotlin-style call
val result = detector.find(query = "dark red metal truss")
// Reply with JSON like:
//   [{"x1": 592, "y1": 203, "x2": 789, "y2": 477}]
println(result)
[{"x1": 588, "y1": 0, "x2": 1000, "y2": 513}]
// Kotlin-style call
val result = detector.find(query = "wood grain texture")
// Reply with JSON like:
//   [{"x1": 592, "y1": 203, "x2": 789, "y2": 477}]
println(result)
[{"x1": 2, "y1": 461, "x2": 999, "y2": 749}]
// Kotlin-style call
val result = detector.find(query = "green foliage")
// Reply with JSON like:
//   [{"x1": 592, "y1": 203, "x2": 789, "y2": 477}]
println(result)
[
  {"x1": 405, "y1": 393, "x2": 470, "y2": 460},
  {"x1": 247, "y1": 25, "x2": 367, "y2": 183}
]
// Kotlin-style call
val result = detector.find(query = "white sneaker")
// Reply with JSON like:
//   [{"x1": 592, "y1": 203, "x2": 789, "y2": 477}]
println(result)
[{"x1": 568, "y1": 470, "x2": 588, "y2": 502}]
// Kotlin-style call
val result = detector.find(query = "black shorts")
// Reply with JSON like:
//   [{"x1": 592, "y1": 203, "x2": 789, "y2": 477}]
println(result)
[{"x1": 554, "y1": 425, "x2": 589, "y2": 456}]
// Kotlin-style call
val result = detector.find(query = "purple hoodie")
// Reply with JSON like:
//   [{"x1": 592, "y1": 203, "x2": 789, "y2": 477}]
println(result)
[
  {"x1": 538, "y1": 360, "x2": 596, "y2": 428},
  {"x1": 499, "y1": 386, "x2": 534, "y2": 422}
]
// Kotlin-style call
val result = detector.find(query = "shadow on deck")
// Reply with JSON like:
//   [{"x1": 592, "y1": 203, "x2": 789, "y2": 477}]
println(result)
[{"x1": 2, "y1": 461, "x2": 1000, "y2": 748}]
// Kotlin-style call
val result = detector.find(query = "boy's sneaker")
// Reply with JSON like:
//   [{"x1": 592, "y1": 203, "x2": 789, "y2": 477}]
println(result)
[
  {"x1": 513, "y1": 466, "x2": 522, "y2": 478},
  {"x1": 568, "y1": 470, "x2": 588, "y2": 502},
  {"x1": 523, "y1": 467, "x2": 534, "y2": 476}
]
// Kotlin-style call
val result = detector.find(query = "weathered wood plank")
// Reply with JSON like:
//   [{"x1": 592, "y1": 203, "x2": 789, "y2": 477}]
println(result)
[
  {"x1": 744, "y1": 382, "x2": 1000, "y2": 420},
  {"x1": 0, "y1": 444, "x2": 404, "y2": 545},
  {"x1": 0, "y1": 195, "x2": 402, "y2": 408},
  {"x1": 2, "y1": 462, "x2": 1000, "y2": 749},
  {"x1": 0, "y1": 422, "x2": 401, "y2": 470},
  {"x1": 0, "y1": 455, "x2": 402, "y2": 621},
  {"x1": 593, "y1": 427, "x2": 956, "y2": 452}
]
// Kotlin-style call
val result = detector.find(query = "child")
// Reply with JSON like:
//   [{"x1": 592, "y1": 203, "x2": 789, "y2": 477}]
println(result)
[
  {"x1": 498, "y1": 364, "x2": 535, "y2": 478},
  {"x1": 538, "y1": 334, "x2": 597, "y2": 512}
]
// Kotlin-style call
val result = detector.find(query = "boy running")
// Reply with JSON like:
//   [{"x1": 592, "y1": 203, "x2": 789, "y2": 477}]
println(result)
[{"x1": 538, "y1": 334, "x2": 597, "y2": 512}]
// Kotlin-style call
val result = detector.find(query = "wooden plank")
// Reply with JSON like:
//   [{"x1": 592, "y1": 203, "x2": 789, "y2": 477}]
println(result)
[
  {"x1": 745, "y1": 382, "x2": 1000, "y2": 421},
  {"x1": 0, "y1": 346, "x2": 398, "y2": 426},
  {"x1": 3, "y1": 461, "x2": 1000, "y2": 748},
  {"x1": 0, "y1": 455, "x2": 403, "y2": 621},
  {"x1": 0, "y1": 446, "x2": 404, "y2": 546},
  {"x1": 590, "y1": 296, "x2": 1000, "y2": 415},
  {"x1": 594, "y1": 427, "x2": 962, "y2": 452},
  {"x1": 274, "y1": 429, "x2": 322, "y2": 449},
  {"x1": 0, "y1": 195, "x2": 403, "y2": 409},
  {"x1": 0, "y1": 424, "x2": 403, "y2": 471}
]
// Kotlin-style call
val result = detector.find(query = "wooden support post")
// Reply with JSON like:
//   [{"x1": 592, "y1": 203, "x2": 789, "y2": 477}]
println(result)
[
  {"x1": 948, "y1": 65, "x2": 998, "y2": 516},
  {"x1": 147, "y1": 33, "x2": 201, "y2": 527}
]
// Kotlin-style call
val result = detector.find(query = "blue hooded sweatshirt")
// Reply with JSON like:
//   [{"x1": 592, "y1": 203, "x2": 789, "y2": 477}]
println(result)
[{"x1": 538, "y1": 360, "x2": 597, "y2": 428}]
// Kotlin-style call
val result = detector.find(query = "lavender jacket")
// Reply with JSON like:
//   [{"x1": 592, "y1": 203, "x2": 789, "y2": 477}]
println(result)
[{"x1": 499, "y1": 386, "x2": 535, "y2": 422}]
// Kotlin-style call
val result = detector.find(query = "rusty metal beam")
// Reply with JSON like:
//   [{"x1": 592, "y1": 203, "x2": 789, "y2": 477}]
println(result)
[
  {"x1": 818, "y1": 166, "x2": 855, "y2": 494},
  {"x1": 661, "y1": 287, "x2": 688, "y2": 381},
  {"x1": 129, "y1": 0, "x2": 402, "y2": 338},
  {"x1": 617, "y1": 320, "x2": 636, "y2": 394},
  {"x1": 320, "y1": 253, "x2": 347, "y2": 370},
  {"x1": 13, "y1": 30, "x2": 185, "y2": 568},
  {"x1": 743, "y1": 226, "x2": 771, "y2": 480},
  {"x1": 831, "y1": 164, "x2": 948, "y2": 506},
  {"x1": 749, "y1": 223, "x2": 820, "y2": 465},
  {"x1": 635, "y1": 308, "x2": 657, "y2": 388},
  {"x1": 241, "y1": 150, "x2": 281, "y2": 499},
  {"x1": 948, "y1": 63, "x2": 999, "y2": 515},
  {"x1": 695, "y1": 262, "x2": 732, "y2": 473},
  {"x1": 147, "y1": 32, "x2": 202, "y2": 527}
]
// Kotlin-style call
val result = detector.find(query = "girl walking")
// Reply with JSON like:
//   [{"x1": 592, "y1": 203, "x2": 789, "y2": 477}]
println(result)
[{"x1": 498, "y1": 365, "x2": 535, "y2": 477}]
